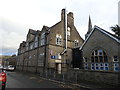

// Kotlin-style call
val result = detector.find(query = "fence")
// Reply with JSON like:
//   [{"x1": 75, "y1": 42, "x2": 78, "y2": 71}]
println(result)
[
  {"x1": 16, "y1": 66, "x2": 119, "y2": 87},
  {"x1": 39, "y1": 68, "x2": 119, "y2": 87}
]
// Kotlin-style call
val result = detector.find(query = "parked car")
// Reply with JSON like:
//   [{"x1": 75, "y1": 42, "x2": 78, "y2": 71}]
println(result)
[
  {"x1": 7, "y1": 65, "x2": 15, "y2": 71},
  {"x1": 0, "y1": 65, "x2": 3, "y2": 70},
  {"x1": 3, "y1": 66, "x2": 7, "y2": 70}
]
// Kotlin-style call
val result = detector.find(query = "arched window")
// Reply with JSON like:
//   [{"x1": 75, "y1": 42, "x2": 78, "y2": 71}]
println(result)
[{"x1": 90, "y1": 49, "x2": 109, "y2": 71}]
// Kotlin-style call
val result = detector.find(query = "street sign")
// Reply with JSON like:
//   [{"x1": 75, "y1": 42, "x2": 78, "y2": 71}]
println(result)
[
  {"x1": 51, "y1": 56, "x2": 55, "y2": 59},
  {"x1": 51, "y1": 56, "x2": 58, "y2": 59}
]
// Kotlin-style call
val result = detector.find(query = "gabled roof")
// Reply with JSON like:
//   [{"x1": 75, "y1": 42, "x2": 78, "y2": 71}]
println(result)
[
  {"x1": 28, "y1": 29, "x2": 36, "y2": 35},
  {"x1": 19, "y1": 41, "x2": 26, "y2": 48},
  {"x1": 41, "y1": 25, "x2": 50, "y2": 31},
  {"x1": 50, "y1": 21, "x2": 61, "y2": 29},
  {"x1": 80, "y1": 25, "x2": 120, "y2": 50}
]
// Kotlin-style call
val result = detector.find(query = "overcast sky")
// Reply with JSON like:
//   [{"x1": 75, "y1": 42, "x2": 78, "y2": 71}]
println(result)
[{"x1": 0, "y1": 0, "x2": 119, "y2": 56}]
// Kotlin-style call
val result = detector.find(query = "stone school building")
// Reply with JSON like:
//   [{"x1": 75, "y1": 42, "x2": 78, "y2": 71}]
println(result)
[
  {"x1": 16, "y1": 9, "x2": 84, "y2": 74},
  {"x1": 81, "y1": 25, "x2": 119, "y2": 72},
  {"x1": 16, "y1": 9, "x2": 119, "y2": 86}
]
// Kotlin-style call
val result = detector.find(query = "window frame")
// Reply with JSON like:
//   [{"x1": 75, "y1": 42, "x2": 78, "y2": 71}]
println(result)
[
  {"x1": 74, "y1": 40, "x2": 79, "y2": 48},
  {"x1": 41, "y1": 32, "x2": 45, "y2": 46},
  {"x1": 84, "y1": 63, "x2": 88, "y2": 70},
  {"x1": 91, "y1": 63, "x2": 95, "y2": 70},
  {"x1": 104, "y1": 63, "x2": 109, "y2": 71},
  {"x1": 67, "y1": 27, "x2": 71, "y2": 36},
  {"x1": 113, "y1": 56, "x2": 119, "y2": 62},
  {"x1": 95, "y1": 63, "x2": 99, "y2": 70},
  {"x1": 114, "y1": 63, "x2": 119, "y2": 72},
  {"x1": 56, "y1": 34, "x2": 62, "y2": 45}
]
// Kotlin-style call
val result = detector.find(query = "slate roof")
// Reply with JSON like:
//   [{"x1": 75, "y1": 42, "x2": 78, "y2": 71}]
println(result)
[
  {"x1": 80, "y1": 25, "x2": 120, "y2": 50},
  {"x1": 28, "y1": 29, "x2": 36, "y2": 35}
]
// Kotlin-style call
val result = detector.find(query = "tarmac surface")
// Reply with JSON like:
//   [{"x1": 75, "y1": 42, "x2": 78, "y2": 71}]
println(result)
[{"x1": 4, "y1": 70, "x2": 119, "y2": 90}]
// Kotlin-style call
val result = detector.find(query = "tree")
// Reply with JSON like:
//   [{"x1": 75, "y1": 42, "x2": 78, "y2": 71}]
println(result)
[{"x1": 110, "y1": 24, "x2": 120, "y2": 38}]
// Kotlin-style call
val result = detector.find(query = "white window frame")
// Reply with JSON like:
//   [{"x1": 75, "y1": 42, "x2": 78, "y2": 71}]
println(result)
[
  {"x1": 41, "y1": 32, "x2": 45, "y2": 46},
  {"x1": 99, "y1": 63, "x2": 104, "y2": 70},
  {"x1": 114, "y1": 63, "x2": 119, "y2": 72},
  {"x1": 98, "y1": 50, "x2": 103, "y2": 56},
  {"x1": 91, "y1": 63, "x2": 94, "y2": 70},
  {"x1": 67, "y1": 27, "x2": 71, "y2": 36},
  {"x1": 34, "y1": 36, "x2": 38, "y2": 48},
  {"x1": 84, "y1": 63, "x2": 88, "y2": 70},
  {"x1": 95, "y1": 63, "x2": 99, "y2": 70},
  {"x1": 74, "y1": 40, "x2": 79, "y2": 48},
  {"x1": 104, "y1": 63, "x2": 109, "y2": 71},
  {"x1": 56, "y1": 34, "x2": 62, "y2": 45},
  {"x1": 94, "y1": 50, "x2": 98, "y2": 56},
  {"x1": 113, "y1": 56, "x2": 119, "y2": 62}
]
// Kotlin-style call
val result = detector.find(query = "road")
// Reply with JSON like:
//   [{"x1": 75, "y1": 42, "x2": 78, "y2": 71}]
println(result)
[
  {"x1": 4, "y1": 71, "x2": 80, "y2": 90},
  {"x1": 2, "y1": 71, "x2": 117, "y2": 90}
]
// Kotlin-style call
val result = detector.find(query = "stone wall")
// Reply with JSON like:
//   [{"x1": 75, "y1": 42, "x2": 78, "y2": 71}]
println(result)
[
  {"x1": 16, "y1": 65, "x2": 118, "y2": 86},
  {"x1": 42, "y1": 68, "x2": 118, "y2": 86},
  {"x1": 64, "y1": 69, "x2": 118, "y2": 86}
]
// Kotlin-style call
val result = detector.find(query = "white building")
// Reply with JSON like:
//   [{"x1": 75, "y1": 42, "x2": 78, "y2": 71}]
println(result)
[{"x1": 118, "y1": 1, "x2": 120, "y2": 26}]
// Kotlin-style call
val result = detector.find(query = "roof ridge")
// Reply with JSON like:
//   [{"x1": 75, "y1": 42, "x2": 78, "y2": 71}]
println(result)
[
  {"x1": 80, "y1": 25, "x2": 120, "y2": 50},
  {"x1": 95, "y1": 25, "x2": 120, "y2": 43}
]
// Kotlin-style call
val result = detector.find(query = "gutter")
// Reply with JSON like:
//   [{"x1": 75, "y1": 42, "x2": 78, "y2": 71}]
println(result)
[{"x1": 61, "y1": 8, "x2": 67, "y2": 55}]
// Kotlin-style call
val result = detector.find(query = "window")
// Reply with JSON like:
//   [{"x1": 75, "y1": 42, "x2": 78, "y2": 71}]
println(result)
[
  {"x1": 34, "y1": 36, "x2": 38, "y2": 48},
  {"x1": 113, "y1": 56, "x2": 119, "y2": 62},
  {"x1": 90, "y1": 49, "x2": 108, "y2": 71},
  {"x1": 26, "y1": 42, "x2": 29, "y2": 51},
  {"x1": 30, "y1": 43, "x2": 34, "y2": 49},
  {"x1": 94, "y1": 50, "x2": 98, "y2": 56},
  {"x1": 41, "y1": 33, "x2": 45, "y2": 45},
  {"x1": 114, "y1": 63, "x2": 119, "y2": 72},
  {"x1": 56, "y1": 34, "x2": 62, "y2": 45},
  {"x1": 91, "y1": 63, "x2": 94, "y2": 70},
  {"x1": 104, "y1": 56, "x2": 108, "y2": 62},
  {"x1": 99, "y1": 56, "x2": 103, "y2": 62},
  {"x1": 100, "y1": 63, "x2": 104, "y2": 70},
  {"x1": 95, "y1": 56, "x2": 98, "y2": 62},
  {"x1": 74, "y1": 40, "x2": 79, "y2": 48},
  {"x1": 95, "y1": 63, "x2": 99, "y2": 70},
  {"x1": 84, "y1": 64, "x2": 88, "y2": 70},
  {"x1": 104, "y1": 63, "x2": 109, "y2": 71},
  {"x1": 67, "y1": 27, "x2": 71, "y2": 36},
  {"x1": 98, "y1": 50, "x2": 103, "y2": 56}
]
